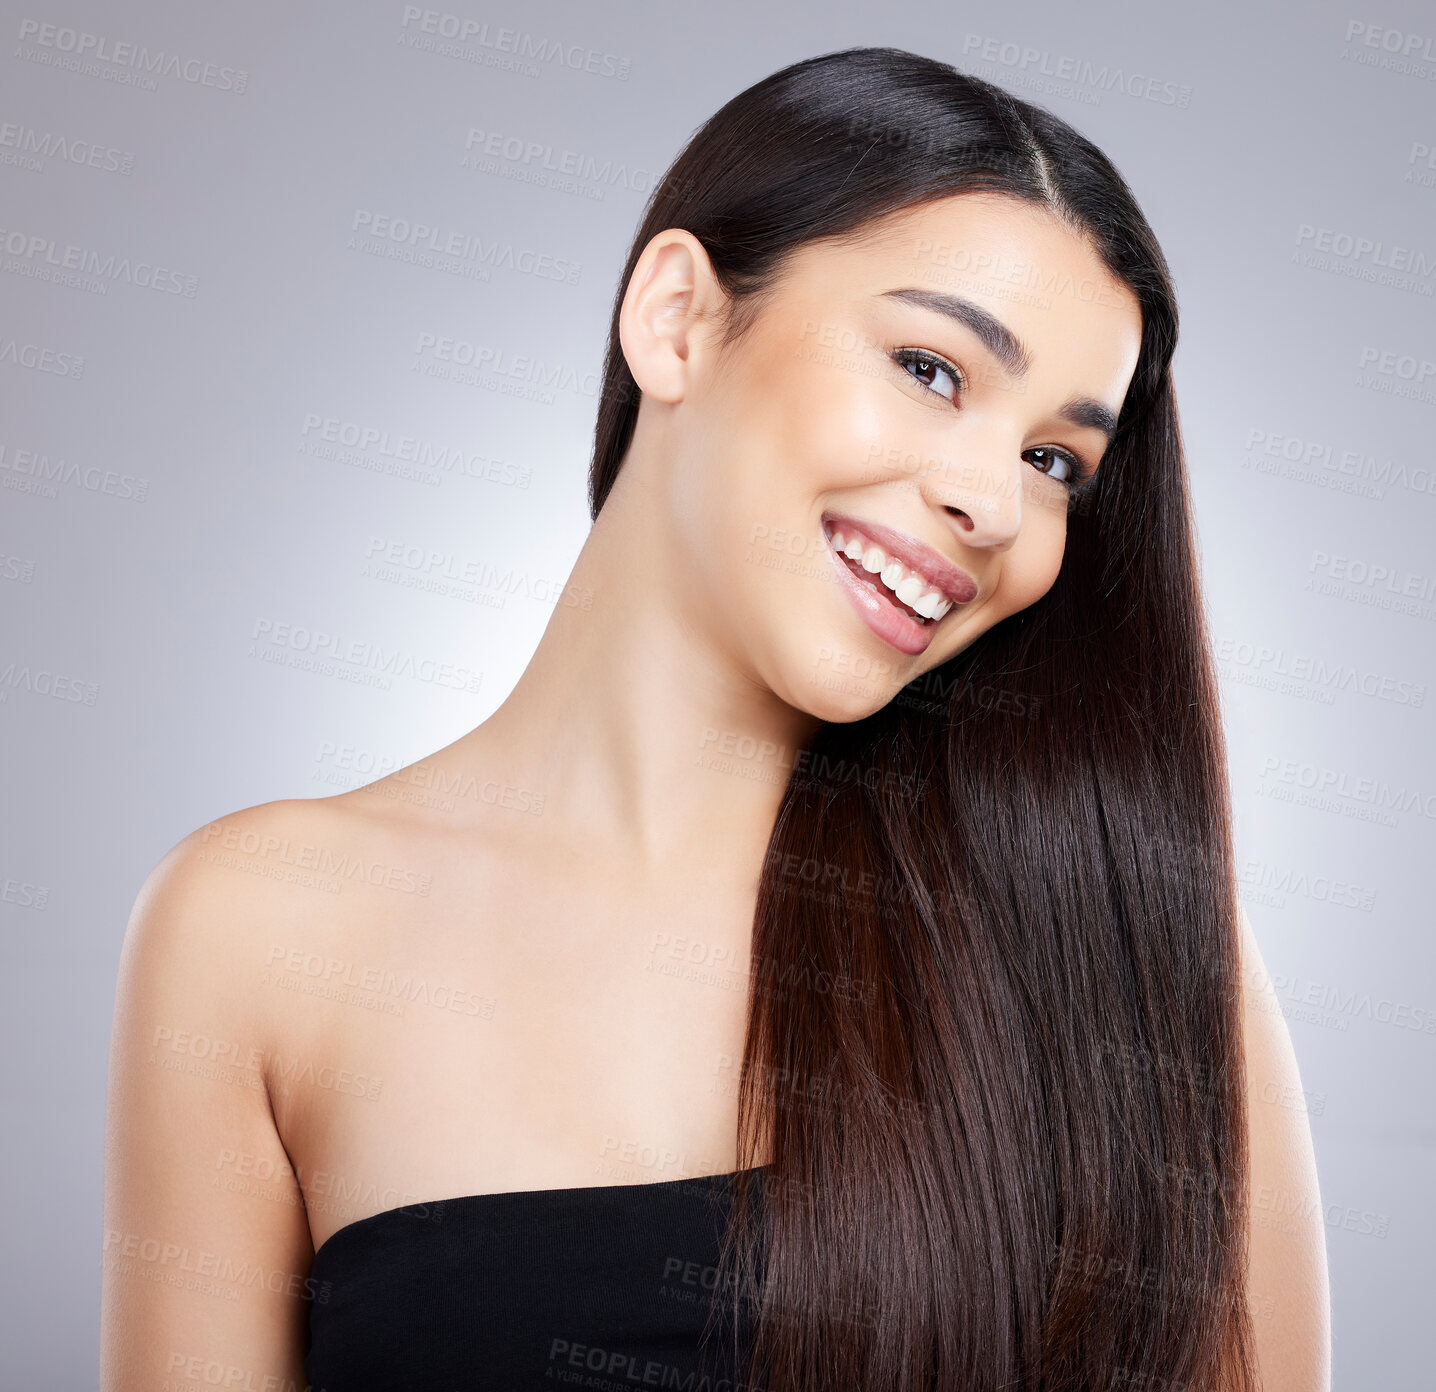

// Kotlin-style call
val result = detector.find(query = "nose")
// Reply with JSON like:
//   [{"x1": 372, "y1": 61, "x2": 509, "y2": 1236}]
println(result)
[{"x1": 915, "y1": 439, "x2": 1024, "y2": 551}]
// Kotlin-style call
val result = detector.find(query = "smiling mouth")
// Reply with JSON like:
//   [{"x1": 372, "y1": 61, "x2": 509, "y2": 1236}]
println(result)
[{"x1": 820, "y1": 519, "x2": 959, "y2": 627}]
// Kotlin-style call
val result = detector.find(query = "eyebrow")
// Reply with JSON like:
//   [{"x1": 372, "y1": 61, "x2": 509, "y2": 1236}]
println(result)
[{"x1": 878, "y1": 286, "x2": 1121, "y2": 443}]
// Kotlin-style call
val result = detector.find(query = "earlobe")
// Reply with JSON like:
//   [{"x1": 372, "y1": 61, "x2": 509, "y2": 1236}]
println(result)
[{"x1": 619, "y1": 231, "x2": 717, "y2": 404}]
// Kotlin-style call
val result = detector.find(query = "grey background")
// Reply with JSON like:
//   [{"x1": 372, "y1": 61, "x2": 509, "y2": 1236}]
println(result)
[{"x1": 3, "y1": 0, "x2": 1432, "y2": 1382}]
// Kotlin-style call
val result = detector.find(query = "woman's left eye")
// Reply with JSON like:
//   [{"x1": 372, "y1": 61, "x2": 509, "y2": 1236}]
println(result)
[
  {"x1": 893, "y1": 348, "x2": 964, "y2": 404},
  {"x1": 1024, "y1": 446, "x2": 1079, "y2": 485}
]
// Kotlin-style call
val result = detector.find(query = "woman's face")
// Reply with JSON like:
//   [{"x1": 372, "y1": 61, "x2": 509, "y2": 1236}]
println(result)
[{"x1": 628, "y1": 192, "x2": 1144, "y2": 722}]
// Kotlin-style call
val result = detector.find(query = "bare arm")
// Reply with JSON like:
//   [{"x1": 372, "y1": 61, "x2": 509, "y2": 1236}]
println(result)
[
  {"x1": 1237, "y1": 901, "x2": 1332, "y2": 1391},
  {"x1": 101, "y1": 812, "x2": 315, "y2": 1390}
]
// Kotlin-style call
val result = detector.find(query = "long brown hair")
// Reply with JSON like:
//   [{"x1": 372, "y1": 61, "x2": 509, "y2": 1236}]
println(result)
[{"x1": 590, "y1": 47, "x2": 1257, "y2": 1392}]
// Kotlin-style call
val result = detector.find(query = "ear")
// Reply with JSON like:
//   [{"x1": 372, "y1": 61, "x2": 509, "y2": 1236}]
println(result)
[{"x1": 618, "y1": 229, "x2": 724, "y2": 404}]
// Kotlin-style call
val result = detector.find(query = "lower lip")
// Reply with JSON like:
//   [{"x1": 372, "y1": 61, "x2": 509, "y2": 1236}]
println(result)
[{"x1": 823, "y1": 536, "x2": 940, "y2": 657}]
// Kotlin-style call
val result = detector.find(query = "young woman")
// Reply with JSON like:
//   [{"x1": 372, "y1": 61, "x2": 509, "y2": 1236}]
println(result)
[{"x1": 101, "y1": 47, "x2": 1329, "y2": 1392}]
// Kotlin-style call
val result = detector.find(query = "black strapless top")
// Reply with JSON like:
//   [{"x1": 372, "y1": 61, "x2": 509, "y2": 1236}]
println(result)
[{"x1": 304, "y1": 1168, "x2": 765, "y2": 1390}]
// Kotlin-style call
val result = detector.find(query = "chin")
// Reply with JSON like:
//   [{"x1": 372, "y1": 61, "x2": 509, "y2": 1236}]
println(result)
[
  {"x1": 777, "y1": 640, "x2": 909, "y2": 725},
  {"x1": 796, "y1": 685, "x2": 891, "y2": 726}
]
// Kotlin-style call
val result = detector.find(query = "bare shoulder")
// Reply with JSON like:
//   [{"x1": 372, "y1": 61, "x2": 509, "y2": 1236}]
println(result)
[
  {"x1": 122, "y1": 785, "x2": 463, "y2": 1043},
  {"x1": 103, "y1": 796, "x2": 367, "y2": 1385},
  {"x1": 119, "y1": 798, "x2": 345, "y2": 1036},
  {"x1": 103, "y1": 788, "x2": 478, "y2": 1384},
  {"x1": 120, "y1": 794, "x2": 403, "y2": 1016},
  {"x1": 1235, "y1": 900, "x2": 1332, "y2": 1392}
]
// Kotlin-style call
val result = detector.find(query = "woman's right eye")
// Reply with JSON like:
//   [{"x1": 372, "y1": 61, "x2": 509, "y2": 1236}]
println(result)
[{"x1": 892, "y1": 348, "x2": 965, "y2": 406}]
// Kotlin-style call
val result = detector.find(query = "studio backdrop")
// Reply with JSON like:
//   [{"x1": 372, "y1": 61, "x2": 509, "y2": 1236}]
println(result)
[{"x1": 2, "y1": 0, "x2": 1432, "y2": 1383}]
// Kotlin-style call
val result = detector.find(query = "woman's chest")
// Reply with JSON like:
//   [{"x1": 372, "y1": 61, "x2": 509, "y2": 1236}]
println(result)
[{"x1": 264, "y1": 872, "x2": 762, "y2": 1255}]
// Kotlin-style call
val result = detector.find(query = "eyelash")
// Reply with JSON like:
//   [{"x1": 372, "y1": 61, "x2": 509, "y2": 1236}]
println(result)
[{"x1": 890, "y1": 346, "x2": 1098, "y2": 488}]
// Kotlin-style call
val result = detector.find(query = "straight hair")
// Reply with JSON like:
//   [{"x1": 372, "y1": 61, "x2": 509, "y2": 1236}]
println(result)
[{"x1": 590, "y1": 47, "x2": 1257, "y2": 1392}]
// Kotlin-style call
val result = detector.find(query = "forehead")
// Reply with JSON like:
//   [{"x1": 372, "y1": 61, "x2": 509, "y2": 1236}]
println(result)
[
  {"x1": 776, "y1": 192, "x2": 1143, "y2": 390},
  {"x1": 786, "y1": 193, "x2": 1140, "y2": 330}
]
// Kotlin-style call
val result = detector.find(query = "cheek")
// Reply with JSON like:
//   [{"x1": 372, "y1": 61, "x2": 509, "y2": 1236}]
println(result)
[
  {"x1": 669, "y1": 372, "x2": 836, "y2": 618},
  {"x1": 993, "y1": 506, "x2": 1067, "y2": 615},
  {"x1": 678, "y1": 351, "x2": 879, "y2": 600},
  {"x1": 764, "y1": 328, "x2": 893, "y2": 491}
]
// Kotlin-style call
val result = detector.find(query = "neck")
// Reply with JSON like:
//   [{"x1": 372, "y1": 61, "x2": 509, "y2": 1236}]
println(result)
[{"x1": 465, "y1": 447, "x2": 822, "y2": 877}]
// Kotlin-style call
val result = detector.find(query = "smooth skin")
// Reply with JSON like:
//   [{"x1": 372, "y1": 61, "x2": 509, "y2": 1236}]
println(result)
[{"x1": 101, "y1": 193, "x2": 1329, "y2": 1389}]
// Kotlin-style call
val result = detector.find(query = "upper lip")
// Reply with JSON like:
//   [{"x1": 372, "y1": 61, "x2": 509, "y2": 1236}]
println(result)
[{"x1": 821, "y1": 512, "x2": 978, "y2": 607}]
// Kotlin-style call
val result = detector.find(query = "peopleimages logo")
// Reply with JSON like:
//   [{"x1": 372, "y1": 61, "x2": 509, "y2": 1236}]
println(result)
[
  {"x1": 410, "y1": 332, "x2": 604, "y2": 403},
  {"x1": 1242, "y1": 426, "x2": 1436, "y2": 500},
  {"x1": 0, "y1": 226, "x2": 198, "y2": 296},
  {"x1": 960, "y1": 32, "x2": 1192, "y2": 106},
  {"x1": 397, "y1": 7, "x2": 631, "y2": 81},
  {"x1": 0, "y1": 121, "x2": 135, "y2": 175},
  {"x1": 349, "y1": 210, "x2": 581, "y2": 285},
  {"x1": 1294, "y1": 223, "x2": 1436, "y2": 281},
  {"x1": 0, "y1": 440, "x2": 148, "y2": 502},
  {"x1": 1216, "y1": 637, "x2": 1427, "y2": 708},
  {"x1": 1358, "y1": 347, "x2": 1436, "y2": 383},
  {"x1": 299, "y1": 414, "x2": 531, "y2": 489},
  {"x1": 249, "y1": 618, "x2": 483, "y2": 694},
  {"x1": 1342, "y1": 21, "x2": 1436, "y2": 80},
  {"x1": 0, "y1": 336, "x2": 83, "y2": 378},
  {"x1": 15, "y1": 18, "x2": 248, "y2": 92},
  {"x1": 460, "y1": 128, "x2": 659, "y2": 195}
]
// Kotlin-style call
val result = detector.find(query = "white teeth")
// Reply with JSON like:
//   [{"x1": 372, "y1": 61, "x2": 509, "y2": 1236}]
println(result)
[
  {"x1": 894, "y1": 575, "x2": 925, "y2": 607},
  {"x1": 825, "y1": 522, "x2": 959, "y2": 623}
]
